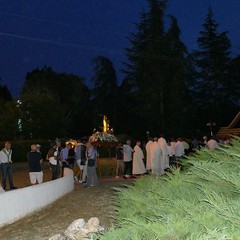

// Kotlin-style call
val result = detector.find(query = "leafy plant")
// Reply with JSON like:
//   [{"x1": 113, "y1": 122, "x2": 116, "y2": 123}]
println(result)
[{"x1": 98, "y1": 137, "x2": 240, "y2": 239}]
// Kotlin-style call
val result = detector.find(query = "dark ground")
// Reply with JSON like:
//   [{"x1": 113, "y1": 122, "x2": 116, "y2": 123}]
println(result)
[{"x1": 0, "y1": 162, "x2": 131, "y2": 240}]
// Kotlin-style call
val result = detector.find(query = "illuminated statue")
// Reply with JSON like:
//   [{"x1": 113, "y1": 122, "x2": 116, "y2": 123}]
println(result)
[{"x1": 103, "y1": 115, "x2": 107, "y2": 133}]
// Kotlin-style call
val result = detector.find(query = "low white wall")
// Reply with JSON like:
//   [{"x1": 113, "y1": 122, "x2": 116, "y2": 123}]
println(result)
[{"x1": 0, "y1": 169, "x2": 74, "y2": 227}]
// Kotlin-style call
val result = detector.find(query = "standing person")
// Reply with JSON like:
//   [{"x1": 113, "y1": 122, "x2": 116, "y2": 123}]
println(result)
[
  {"x1": 66, "y1": 143, "x2": 75, "y2": 170},
  {"x1": 203, "y1": 136, "x2": 208, "y2": 146},
  {"x1": 123, "y1": 140, "x2": 134, "y2": 179},
  {"x1": 175, "y1": 138, "x2": 185, "y2": 167},
  {"x1": 85, "y1": 143, "x2": 98, "y2": 187},
  {"x1": 0, "y1": 142, "x2": 16, "y2": 190},
  {"x1": 145, "y1": 137, "x2": 153, "y2": 172},
  {"x1": 132, "y1": 141, "x2": 146, "y2": 176},
  {"x1": 115, "y1": 142, "x2": 124, "y2": 178},
  {"x1": 207, "y1": 136, "x2": 219, "y2": 150},
  {"x1": 192, "y1": 138, "x2": 199, "y2": 150},
  {"x1": 158, "y1": 134, "x2": 170, "y2": 170},
  {"x1": 81, "y1": 140, "x2": 88, "y2": 183},
  {"x1": 169, "y1": 138, "x2": 176, "y2": 167},
  {"x1": 182, "y1": 139, "x2": 190, "y2": 155},
  {"x1": 27, "y1": 144, "x2": 43, "y2": 185},
  {"x1": 150, "y1": 137, "x2": 164, "y2": 175},
  {"x1": 47, "y1": 142, "x2": 60, "y2": 180},
  {"x1": 74, "y1": 139, "x2": 87, "y2": 182},
  {"x1": 60, "y1": 142, "x2": 70, "y2": 177}
]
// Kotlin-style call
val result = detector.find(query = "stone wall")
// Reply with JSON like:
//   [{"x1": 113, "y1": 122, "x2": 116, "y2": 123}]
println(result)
[{"x1": 0, "y1": 169, "x2": 74, "y2": 227}]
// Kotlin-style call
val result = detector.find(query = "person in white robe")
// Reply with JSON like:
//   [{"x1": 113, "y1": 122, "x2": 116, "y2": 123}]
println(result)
[
  {"x1": 158, "y1": 135, "x2": 170, "y2": 169},
  {"x1": 150, "y1": 138, "x2": 164, "y2": 175},
  {"x1": 175, "y1": 138, "x2": 185, "y2": 160},
  {"x1": 132, "y1": 141, "x2": 146, "y2": 175},
  {"x1": 207, "y1": 136, "x2": 218, "y2": 150},
  {"x1": 169, "y1": 138, "x2": 176, "y2": 167},
  {"x1": 145, "y1": 137, "x2": 153, "y2": 171}
]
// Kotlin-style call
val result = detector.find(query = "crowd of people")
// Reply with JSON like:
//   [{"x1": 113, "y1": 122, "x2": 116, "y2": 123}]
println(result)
[
  {"x1": 0, "y1": 139, "x2": 99, "y2": 192},
  {"x1": 46, "y1": 139, "x2": 99, "y2": 188},
  {"x1": 115, "y1": 134, "x2": 228, "y2": 179},
  {"x1": 0, "y1": 141, "x2": 46, "y2": 192},
  {"x1": 0, "y1": 134, "x2": 229, "y2": 192}
]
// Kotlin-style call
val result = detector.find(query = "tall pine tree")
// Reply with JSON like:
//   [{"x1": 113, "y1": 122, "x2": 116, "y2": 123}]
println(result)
[
  {"x1": 163, "y1": 16, "x2": 191, "y2": 135},
  {"x1": 122, "y1": 0, "x2": 189, "y2": 137},
  {"x1": 91, "y1": 56, "x2": 118, "y2": 130},
  {"x1": 0, "y1": 84, "x2": 19, "y2": 140},
  {"x1": 192, "y1": 7, "x2": 233, "y2": 127}
]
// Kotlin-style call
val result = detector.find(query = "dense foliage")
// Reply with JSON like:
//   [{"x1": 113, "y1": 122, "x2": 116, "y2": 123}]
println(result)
[
  {"x1": 98, "y1": 137, "x2": 240, "y2": 239},
  {"x1": 19, "y1": 66, "x2": 90, "y2": 139},
  {"x1": 91, "y1": 56, "x2": 118, "y2": 129},
  {"x1": 190, "y1": 7, "x2": 238, "y2": 127},
  {"x1": 123, "y1": 1, "x2": 190, "y2": 137}
]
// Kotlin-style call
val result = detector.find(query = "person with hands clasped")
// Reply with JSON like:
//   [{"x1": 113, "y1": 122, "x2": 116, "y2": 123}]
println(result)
[{"x1": 0, "y1": 141, "x2": 17, "y2": 190}]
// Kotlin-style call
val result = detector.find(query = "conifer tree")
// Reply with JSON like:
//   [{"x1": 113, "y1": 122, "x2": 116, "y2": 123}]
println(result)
[
  {"x1": 192, "y1": 7, "x2": 233, "y2": 126},
  {"x1": 163, "y1": 16, "x2": 190, "y2": 134},
  {"x1": 0, "y1": 84, "x2": 12, "y2": 102},
  {"x1": 0, "y1": 84, "x2": 19, "y2": 140},
  {"x1": 91, "y1": 56, "x2": 118, "y2": 129},
  {"x1": 228, "y1": 55, "x2": 240, "y2": 105},
  {"x1": 122, "y1": 0, "x2": 189, "y2": 136}
]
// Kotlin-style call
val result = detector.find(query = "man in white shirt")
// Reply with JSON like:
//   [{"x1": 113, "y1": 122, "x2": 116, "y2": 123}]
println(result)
[
  {"x1": 123, "y1": 140, "x2": 134, "y2": 178},
  {"x1": 0, "y1": 142, "x2": 16, "y2": 190}
]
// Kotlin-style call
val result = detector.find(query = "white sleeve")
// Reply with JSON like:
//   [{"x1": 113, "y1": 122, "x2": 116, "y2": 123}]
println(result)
[{"x1": 0, "y1": 151, "x2": 3, "y2": 163}]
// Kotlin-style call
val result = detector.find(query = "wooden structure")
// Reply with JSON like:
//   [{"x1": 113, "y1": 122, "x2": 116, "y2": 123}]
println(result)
[{"x1": 216, "y1": 111, "x2": 240, "y2": 138}]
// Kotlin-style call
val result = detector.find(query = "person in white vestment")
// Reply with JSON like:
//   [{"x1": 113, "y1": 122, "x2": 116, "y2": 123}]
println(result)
[
  {"x1": 167, "y1": 139, "x2": 175, "y2": 167},
  {"x1": 158, "y1": 134, "x2": 170, "y2": 170},
  {"x1": 132, "y1": 141, "x2": 146, "y2": 175},
  {"x1": 207, "y1": 136, "x2": 218, "y2": 150},
  {"x1": 145, "y1": 137, "x2": 153, "y2": 171},
  {"x1": 150, "y1": 138, "x2": 164, "y2": 175},
  {"x1": 182, "y1": 139, "x2": 190, "y2": 155},
  {"x1": 175, "y1": 138, "x2": 185, "y2": 162}
]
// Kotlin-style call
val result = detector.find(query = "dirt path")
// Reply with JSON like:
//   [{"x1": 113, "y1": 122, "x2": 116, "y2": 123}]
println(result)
[{"x1": 0, "y1": 162, "x2": 131, "y2": 240}]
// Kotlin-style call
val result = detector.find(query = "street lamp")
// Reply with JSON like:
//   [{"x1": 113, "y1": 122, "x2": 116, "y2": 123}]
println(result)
[
  {"x1": 206, "y1": 121, "x2": 216, "y2": 136},
  {"x1": 146, "y1": 131, "x2": 150, "y2": 141}
]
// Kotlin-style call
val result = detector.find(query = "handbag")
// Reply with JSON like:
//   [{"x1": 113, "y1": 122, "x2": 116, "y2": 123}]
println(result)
[{"x1": 87, "y1": 159, "x2": 95, "y2": 167}]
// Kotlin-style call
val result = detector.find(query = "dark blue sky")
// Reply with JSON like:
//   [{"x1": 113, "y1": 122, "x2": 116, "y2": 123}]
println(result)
[{"x1": 1, "y1": 0, "x2": 240, "y2": 97}]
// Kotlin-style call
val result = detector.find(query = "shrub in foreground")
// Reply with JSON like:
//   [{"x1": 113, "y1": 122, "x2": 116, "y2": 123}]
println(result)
[{"x1": 99, "y1": 137, "x2": 240, "y2": 239}]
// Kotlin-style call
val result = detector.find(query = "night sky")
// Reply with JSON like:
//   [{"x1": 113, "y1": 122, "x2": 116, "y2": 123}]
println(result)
[{"x1": 1, "y1": 0, "x2": 240, "y2": 97}]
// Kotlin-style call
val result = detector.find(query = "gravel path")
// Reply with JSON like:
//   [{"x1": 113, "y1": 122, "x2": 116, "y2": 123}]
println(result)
[{"x1": 0, "y1": 162, "x2": 131, "y2": 240}]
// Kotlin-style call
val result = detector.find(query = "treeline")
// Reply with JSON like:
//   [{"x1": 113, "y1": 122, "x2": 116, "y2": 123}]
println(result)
[{"x1": 0, "y1": 0, "x2": 239, "y2": 141}]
